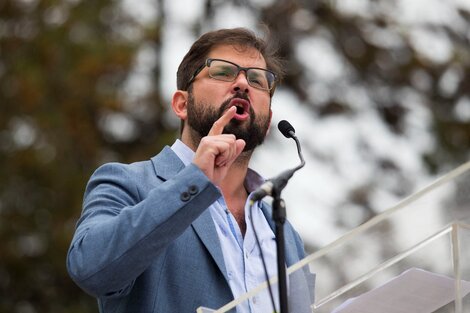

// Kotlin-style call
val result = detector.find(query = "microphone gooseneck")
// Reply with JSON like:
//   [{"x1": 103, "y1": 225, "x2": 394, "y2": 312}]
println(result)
[{"x1": 250, "y1": 120, "x2": 305, "y2": 202}]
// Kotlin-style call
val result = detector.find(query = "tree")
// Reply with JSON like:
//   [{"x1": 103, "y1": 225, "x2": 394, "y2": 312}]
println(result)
[{"x1": 0, "y1": 0, "x2": 168, "y2": 311}]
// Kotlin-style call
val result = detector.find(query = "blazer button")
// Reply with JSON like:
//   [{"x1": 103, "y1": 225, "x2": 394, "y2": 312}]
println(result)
[
  {"x1": 188, "y1": 185, "x2": 199, "y2": 195},
  {"x1": 180, "y1": 191, "x2": 191, "y2": 202}
]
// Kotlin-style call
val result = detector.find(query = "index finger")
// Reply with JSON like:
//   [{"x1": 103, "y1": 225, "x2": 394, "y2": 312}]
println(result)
[{"x1": 208, "y1": 106, "x2": 236, "y2": 136}]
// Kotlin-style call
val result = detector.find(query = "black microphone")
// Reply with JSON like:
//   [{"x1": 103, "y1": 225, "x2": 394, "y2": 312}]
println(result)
[
  {"x1": 278, "y1": 120, "x2": 296, "y2": 138},
  {"x1": 250, "y1": 120, "x2": 305, "y2": 202}
]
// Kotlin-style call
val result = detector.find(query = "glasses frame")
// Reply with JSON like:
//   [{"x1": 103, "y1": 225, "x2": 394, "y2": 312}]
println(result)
[{"x1": 186, "y1": 58, "x2": 277, "y2": 92}]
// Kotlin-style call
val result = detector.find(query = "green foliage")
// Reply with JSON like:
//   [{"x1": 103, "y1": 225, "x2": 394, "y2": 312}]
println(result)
[{"x1": 0, "y1": 0, "x2": 170, "y2": 311}]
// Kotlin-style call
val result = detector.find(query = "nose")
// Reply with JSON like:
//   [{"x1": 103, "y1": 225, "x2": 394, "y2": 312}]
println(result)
[{"x1": 232, "y1": 70, "x2": 250, "y2": 94}]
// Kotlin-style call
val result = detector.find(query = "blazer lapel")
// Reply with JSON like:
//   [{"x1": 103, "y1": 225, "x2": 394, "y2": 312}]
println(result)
[
  {"x1": 192, "y1": 212, "x2": 230, "y2": 282},
  {"x1": 150, "y1": 146, "x2": 229, "y2": 282},
  {"x1": 150, "y1": 146, "x2": 186, "y2": 180}
]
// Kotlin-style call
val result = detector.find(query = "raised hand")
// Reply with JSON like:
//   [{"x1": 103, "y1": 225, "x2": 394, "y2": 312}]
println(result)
[{"x1": 192, "y1": 106, "x2": 246, "y2": 186}]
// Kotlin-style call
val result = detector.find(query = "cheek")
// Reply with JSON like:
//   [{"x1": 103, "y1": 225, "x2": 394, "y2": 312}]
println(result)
[
  {"x1": 194, "y1": 81, "x2": 227, "y2": 102},
  {"x1": 253, "y1": 96, "x2": 271, "y2": 115}
]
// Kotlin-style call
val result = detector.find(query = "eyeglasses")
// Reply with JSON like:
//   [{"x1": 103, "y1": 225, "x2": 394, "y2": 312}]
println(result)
[{"x1": 186, "y1": 58, "x2": 277, "y2": 92}]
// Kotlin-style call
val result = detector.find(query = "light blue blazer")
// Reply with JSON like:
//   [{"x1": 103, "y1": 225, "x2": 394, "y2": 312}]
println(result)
[{"x1": 67, "y1": 146, "x2": 314, "y2": 312}]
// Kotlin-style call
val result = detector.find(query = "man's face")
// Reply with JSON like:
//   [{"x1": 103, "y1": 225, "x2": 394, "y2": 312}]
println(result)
[{"x1": 186, "y1": 45, "x2": 272, "y2": 152}]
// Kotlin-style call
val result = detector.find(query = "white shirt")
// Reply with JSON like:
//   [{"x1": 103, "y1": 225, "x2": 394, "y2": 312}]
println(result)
[{"x1": 171, "y1": 139, "x2": 279, "y2": 313}]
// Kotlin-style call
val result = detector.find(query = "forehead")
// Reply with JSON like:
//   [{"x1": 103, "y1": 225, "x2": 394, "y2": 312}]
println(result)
[{"x1": 207, "y1": 44, "x2": 267, "y2": 69}]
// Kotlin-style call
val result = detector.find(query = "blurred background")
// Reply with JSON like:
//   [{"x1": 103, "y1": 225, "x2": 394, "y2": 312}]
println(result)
[{"x1": 1, "y1": 0, "x2": 469, "y2": 312}]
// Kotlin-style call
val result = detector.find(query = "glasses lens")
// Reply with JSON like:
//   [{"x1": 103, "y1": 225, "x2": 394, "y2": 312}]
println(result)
[
  {"x1": 208, "y1": 60, "x2": 238, "y2": 82},
  {"x1": 208, "y1": 59, "x2": 275, "y2": 91},
  {"x1": 247, "y1": 69, "x2": 274, "y2": 91}
]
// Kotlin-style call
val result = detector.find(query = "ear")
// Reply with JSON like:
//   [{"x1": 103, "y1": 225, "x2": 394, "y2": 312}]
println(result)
[{"x1": 171, "y1": 90, "x2": 189, "y2": 120}]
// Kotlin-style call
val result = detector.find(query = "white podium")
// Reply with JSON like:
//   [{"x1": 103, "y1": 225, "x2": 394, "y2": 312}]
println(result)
[{"x1": 198, "y1": 160, "x2": 470, "y2": 313}]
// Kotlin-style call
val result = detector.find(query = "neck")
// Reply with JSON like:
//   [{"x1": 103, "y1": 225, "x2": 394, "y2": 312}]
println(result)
[
  {"x1": 181, "y1": 129, "x2": 199, "y2": 152},
  {"x1": 220, "y1": 164, "x2": 250, "y2": 236},
  {"x1": 219, "y1": 163, "x2": 249, "y2": 196}
]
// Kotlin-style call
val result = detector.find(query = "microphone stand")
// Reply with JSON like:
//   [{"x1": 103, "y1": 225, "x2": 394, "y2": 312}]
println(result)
[
  {"x1": 251, "y1": 121, "x2": 305, "y2": 313},
  {"x1": 272, "y1": 194, "x2": 289, "y2": 313},
  {"x1": 272, "y1": 136, "x2": 305, "y2": 313}
]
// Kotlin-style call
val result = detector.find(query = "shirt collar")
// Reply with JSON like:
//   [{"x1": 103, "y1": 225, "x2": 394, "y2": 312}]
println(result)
[
  {"x1": 170, "y1": 139, "x2": 265, "y2": 193},
  {"x1": 171, "y1": 139, "x2": 194, "y2": 166}
]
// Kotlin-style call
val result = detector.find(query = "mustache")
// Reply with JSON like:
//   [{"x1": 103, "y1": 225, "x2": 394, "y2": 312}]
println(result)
[{"x1": 232, "y1": 91, "x2": 250, "y2": 102}]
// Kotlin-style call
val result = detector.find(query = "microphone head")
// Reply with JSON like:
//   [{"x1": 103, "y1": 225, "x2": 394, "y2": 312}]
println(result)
[{"x1": 278, "y1": 120, "x2": 295, "y2": 138}]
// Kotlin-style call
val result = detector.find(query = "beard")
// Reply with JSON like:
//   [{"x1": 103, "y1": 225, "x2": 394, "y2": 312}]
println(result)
[{"x1": 186, "y1": 91, "x2": 270, "y2": 152}]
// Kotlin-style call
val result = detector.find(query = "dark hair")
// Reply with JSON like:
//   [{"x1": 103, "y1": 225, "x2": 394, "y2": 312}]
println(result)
[{"x1": 176, "y1": 27, "x2": 284, "y2": 94}]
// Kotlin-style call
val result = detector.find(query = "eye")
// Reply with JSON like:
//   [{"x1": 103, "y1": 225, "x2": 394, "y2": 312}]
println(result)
[
  {"x1": 248, "y1": 71, "x2": 267, "y2": 88},
  {"x1": 250, "y1": 78, "x2": 263, "y2": 87},
  {"x1": 211, "y1": 65, "x2": 237, "y2": 80}
]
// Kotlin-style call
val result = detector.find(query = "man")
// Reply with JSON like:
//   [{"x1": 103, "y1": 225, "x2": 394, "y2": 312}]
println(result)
[{"x1": 67, "y1": 28, "x2": 314, "y2": 313}]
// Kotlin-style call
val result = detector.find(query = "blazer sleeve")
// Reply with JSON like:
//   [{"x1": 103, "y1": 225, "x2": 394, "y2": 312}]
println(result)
[{"x1": 66, "y1": 161, "x2": 221, "y2": 298}]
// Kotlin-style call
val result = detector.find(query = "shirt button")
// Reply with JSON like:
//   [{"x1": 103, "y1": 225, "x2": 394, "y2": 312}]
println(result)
[{"x1": 253, "y1": 297, "x2": 257, "y2": 304}]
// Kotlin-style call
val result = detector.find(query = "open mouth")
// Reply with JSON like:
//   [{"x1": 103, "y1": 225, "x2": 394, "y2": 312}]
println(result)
[
  {"x1": 235, "y1": 104, "x2": 245, "y2": 115},
  {"x1": 230, "y1": 98, "x2": 250, "y2": 120}
]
